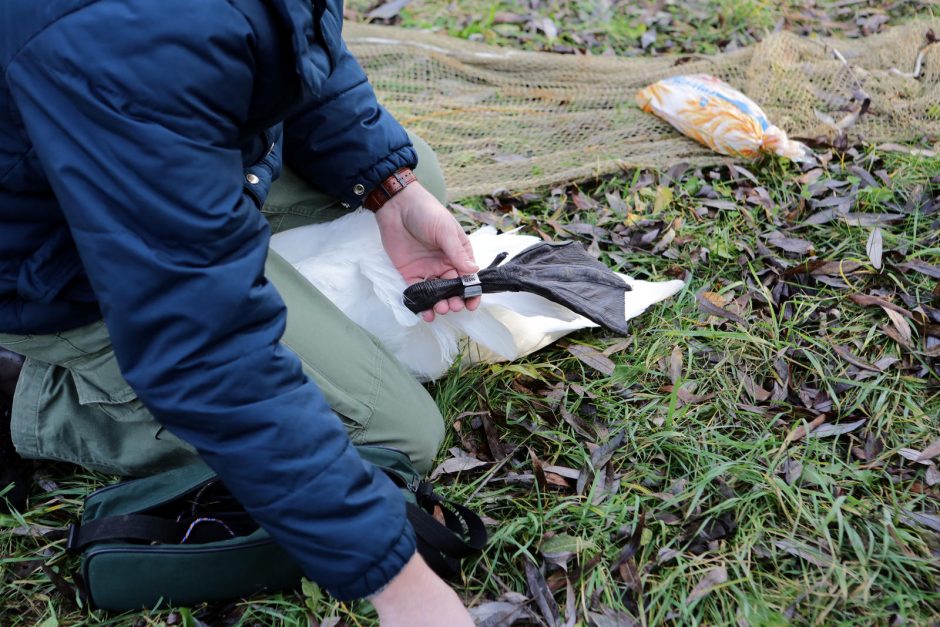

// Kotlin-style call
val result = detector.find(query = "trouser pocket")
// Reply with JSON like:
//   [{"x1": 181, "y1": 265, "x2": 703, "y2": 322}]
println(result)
[
  {"x1": 5, "y1": 320, "x2": 198, "y2": 475},
  {"x1": 68, "y1": 348, "x2": 149, "y2": 423}
]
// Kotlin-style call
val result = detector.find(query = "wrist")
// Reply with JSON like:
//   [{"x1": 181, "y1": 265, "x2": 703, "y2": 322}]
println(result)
[
  {"x1": 364, "y1": 167, "x2": 417, "y2": 212},
  {"x1": 370, "y1": 553, "x2": 472, "y2": 626},
  {"x1": 370, "y1": 552, "x2": 432, "y2": 611}
]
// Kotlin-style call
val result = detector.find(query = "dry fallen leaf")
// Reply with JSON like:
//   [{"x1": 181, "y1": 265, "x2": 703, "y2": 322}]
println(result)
[
  {"x1": 652, "y1": 225, "x2": 677, "y2": 254},
  {"x1": 701, "y1": 291, "x2": 729, "y2": 307},
  {"x1": 898, "y1": 448, "x2": 934, "y2": 465},
  {"x1": 832, "y1": 344, "x2": 881, "y2": 372},
  {"x1": 788, "y1": 414, "x2": 827, "y2": 442},
  {"x1": 605, "y1": 191, "x2": 628, "y2": 215},
  {"x1": 900, "y1": 512, "x2": 940, "y2": 534},
  {"x1": 602, "y1": 338, "x2": 633, "y2": 356},
  {"x1": 742, "y1": 374, "x2": 771, "y2": 402},
  {"x1": 898, "y1": 261, "x2": 940, "y2": 279},
  {"x1": 848, "y1": 294, "x2": 913, "y2": 318},
  {"x1": 884, "y1": 308, "x2": 912, "y2": 346},
  {"x1": 881, "y1": 324, "x2": 911, "y2": 351},
  {"x1": 669, "y1": 345, "x2": 683, "y2": 385},
  {"x1": 525, "y1": 560, "x2": 560, "y2": 627},
  {"x1": 657, "y1": 548, "x2": 680, "y2": 565},
  {"x1": 866, "y1": 228, "x2": 883, "y2": 270},
  {"x1": 798, "y1": 168, "x2": 824, "y2": 185},
  {"x1": 843, "y1": 213, "x2": 904, "y2": 227},
  {"x1": 544, "y1": 465, "x2": 580, "y2": 480},
  {"x1": 587, "y1": 609, "x2": 639, "y2": 627},
  {"x1": 697, "y1": 290, "x2": 747, "y2": 325},
  {"x1": 775, "y1": 540, "x2": 834, "y2": 568},
  {"x1": 590, "y1": 430, "x2": 626, "y2": 469},
  {"x1": 568, "y1": 344, "x2": 615, "y2": 375},
  {"x1": 807, "y1": 419, "x2": 866, "y2": 438},
  {"x1": 687, "y1": 567, "x2": 728, "y2": 604},
  {"x1": 811, "y1": 260, "x2": 864, "y2": 277},
  {"x1": 780, "y1": 458, "x2": 803, "y2": 485},
  {"x1": 917, "y1": 438, "x2": 940, "y2": 462},
  {"x1": 641, "y1": 27, "x2": 658, "y2": 50},
  {"x1": 429, "y1": 453, "x2": 488, "y2": 479},
  {"x1": 876, "y1": 143, "x2": 938, "y2": 158},
  {"x1": 470, "y1": 593, "x2": 536, "y2": 627},
  {"x1": 545, "y1": 472, "x2": 573, "y2": 489},
  {"x1": 559, "y1": 404, "x2": 596, "y2": 440},
  {"x1": 674, "y1": 383, "x2": 715, "y2": 406},
  {"x1": 10, "y1": 524, "x2": 63, "y2": 538},
  {"x1": 481, "y1": 412, "x2": 507, "y2": 461},
  {"x1": 766, "y1": 231, "x2": 815, "y2": 255},
  {"x1": 530, "y1": 449, "x2": 548, "y2": 492},
  {"x1": 41, "y1": 564, "x2": 79, "y2": 612},
  {"x1": 926, "y1": 465, "x2": 940, "y2": 487}
]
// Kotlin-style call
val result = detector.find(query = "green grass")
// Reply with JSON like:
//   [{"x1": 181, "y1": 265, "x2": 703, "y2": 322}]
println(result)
[
  {"x1": 3, "y1": 1, "x2": 940, "y2": 625},
  {"x1": 349, "y1": 0, "x2": 932, "y2": 55}
]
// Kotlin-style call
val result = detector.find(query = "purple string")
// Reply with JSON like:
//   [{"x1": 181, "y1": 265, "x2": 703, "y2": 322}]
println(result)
[{"x1": 180, "y1": 517, "x2": 237, "y2": 544}]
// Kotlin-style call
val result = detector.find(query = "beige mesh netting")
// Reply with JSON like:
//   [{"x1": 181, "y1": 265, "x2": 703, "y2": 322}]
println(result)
[{"x1": 344, "y1": 19, "x2": 940, "y2": 200}]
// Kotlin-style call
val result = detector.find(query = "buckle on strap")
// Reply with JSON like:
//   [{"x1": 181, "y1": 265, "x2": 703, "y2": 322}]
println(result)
[
  {"x1": 66, "y1": 523, "x2": 81, "y2": 554},
  {"x1": 461, "y1": 273, "x2": 482, "y2": 298},
  {"x1": 415, "y1": 481, "x2": 438, "y2": 505}
]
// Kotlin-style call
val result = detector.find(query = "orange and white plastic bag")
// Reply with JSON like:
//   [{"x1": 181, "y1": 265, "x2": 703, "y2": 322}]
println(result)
[{"x1": 636, "y1": 74, "x2": 811, "y2": 162}]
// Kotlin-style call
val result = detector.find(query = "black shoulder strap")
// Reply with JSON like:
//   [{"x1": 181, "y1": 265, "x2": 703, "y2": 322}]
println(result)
[
  {"x1": 66, "y1": 514, "x2": 256, "y2": 554},
  {"x1": 407, "y1": 485, "x2": 487, "y2": 579}
]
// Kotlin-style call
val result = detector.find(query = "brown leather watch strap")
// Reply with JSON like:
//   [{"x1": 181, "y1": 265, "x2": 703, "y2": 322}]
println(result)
[{"x1": 363, "y1": 167, "x2": 417, "y2": 212}]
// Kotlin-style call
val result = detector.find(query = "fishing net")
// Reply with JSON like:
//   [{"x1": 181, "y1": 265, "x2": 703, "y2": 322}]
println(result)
[{"x1": 344, "y1": 19, "x2": 940, "y2": 200}]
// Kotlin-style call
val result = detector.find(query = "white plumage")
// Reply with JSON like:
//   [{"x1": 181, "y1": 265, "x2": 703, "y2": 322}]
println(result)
[{"x1": 270, "y1": 211, "x2": 684, "y2": 381}]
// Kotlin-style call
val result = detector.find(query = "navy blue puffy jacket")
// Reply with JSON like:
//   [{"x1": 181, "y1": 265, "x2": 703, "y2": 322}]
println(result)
[{"x1": 1, "y1": 0, "x2": 419, "y2": 599}]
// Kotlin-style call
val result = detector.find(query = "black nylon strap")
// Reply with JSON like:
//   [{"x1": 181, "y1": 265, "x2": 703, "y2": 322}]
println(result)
[
  {"x1": 67, "y1": 514, "x2": 254, "y2": 553},
  {"x1": 416, "y1": 536, "x2": 461, "y2": 579},
  {"x1": 406, "y1": 496, "x2": 487, "y2": 563},
  {"x1": 438, "y1": 499, "x2": 487, "y2": 553},
  {"x1": 407, "y1": 504, "x2": 466, "y2": 558}
]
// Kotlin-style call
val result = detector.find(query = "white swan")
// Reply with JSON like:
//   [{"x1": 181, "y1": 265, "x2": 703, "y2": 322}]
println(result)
[{"x1": 270, "y1": 211, "x2": 684, "y2": 381}]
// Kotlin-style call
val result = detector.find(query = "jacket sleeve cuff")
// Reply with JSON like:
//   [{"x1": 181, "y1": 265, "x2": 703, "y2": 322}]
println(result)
[
  {"x1": 340, "y1": 143, "x2": 418, "y2": 209},
  {"x1": 325, "y1": 522, "x2": 418, "y2": 600}
]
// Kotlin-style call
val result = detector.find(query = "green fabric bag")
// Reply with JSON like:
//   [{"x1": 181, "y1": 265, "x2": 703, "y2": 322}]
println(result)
[{"x1": 67, "y1": 446, "x2": 486, "y2": 611}]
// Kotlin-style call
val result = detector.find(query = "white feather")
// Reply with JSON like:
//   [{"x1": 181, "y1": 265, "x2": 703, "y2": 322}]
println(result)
[{"x1": 270, "y1": 211, "x2": 684, "y2": 381}]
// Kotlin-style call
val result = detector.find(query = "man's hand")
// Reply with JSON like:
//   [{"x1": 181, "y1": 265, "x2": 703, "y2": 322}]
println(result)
[
  {"x1": 374, "y1": 182, "x2": 480, "y2": 322},
  {"x1": 370, "y1": 553, "x2": 473, "y2": 626}
]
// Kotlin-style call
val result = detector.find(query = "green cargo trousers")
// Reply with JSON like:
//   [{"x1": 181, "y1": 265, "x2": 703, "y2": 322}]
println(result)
[{"x1": 0, "y1": 133, "x2": 448, "y2": 476}]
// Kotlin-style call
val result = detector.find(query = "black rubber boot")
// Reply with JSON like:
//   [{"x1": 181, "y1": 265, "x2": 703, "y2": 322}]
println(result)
[{"x1": 1, "y1": 348, "x2": 27, "y2": 513}]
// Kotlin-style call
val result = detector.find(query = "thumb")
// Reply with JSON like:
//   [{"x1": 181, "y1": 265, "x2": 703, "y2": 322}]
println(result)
[{"x1": 440, "y1": 229, "x2": 479, "y2": 275}]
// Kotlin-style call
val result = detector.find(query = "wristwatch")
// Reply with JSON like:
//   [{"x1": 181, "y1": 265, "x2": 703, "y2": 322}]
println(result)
[{"x1": 363, "y1": 167, "x2": 417, "y2": 212}]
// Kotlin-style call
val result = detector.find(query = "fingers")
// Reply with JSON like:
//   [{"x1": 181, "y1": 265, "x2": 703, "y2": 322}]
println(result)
[
  {"x1": 408, "y1": 213, "x2": 481, "y2": 322},
  {"x1": 415, "y1": 267, "x2": 471, "y2": 322},
  {"x1": 417, "y1": 298, "x2": 449, "y2": 322},
  {"x1": 439, "y1": 223, "x2": 479, "y2": 276},
  {"x1": 440, "y1": 268, "x2": 464, "y2": 313},
  {"x1": 429, "y1": 228, "x2": 477, "y2": 319}
]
